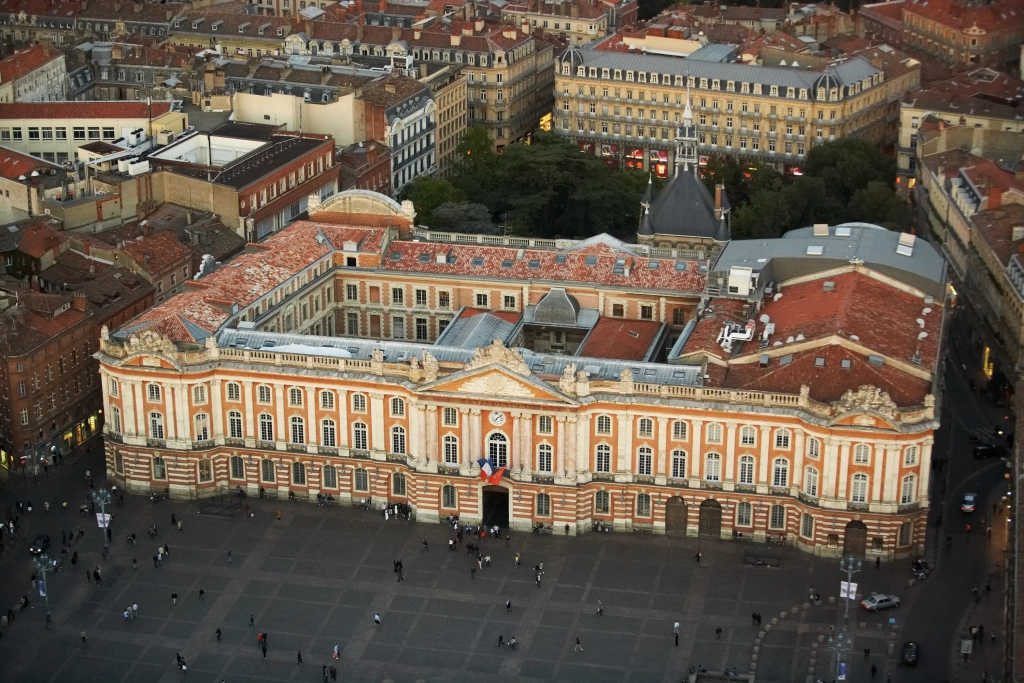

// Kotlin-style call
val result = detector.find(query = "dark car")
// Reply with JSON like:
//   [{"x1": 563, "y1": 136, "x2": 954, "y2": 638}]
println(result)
[
  {"x1": 902, "y1": 641, "x2": 920, "y2": 666},
  {"x1": 973, "y1": 445, "x2": 1007, "y2": 459},
  {"x1": 29, "y1": 534, "x2": 50, "y2": 555}
]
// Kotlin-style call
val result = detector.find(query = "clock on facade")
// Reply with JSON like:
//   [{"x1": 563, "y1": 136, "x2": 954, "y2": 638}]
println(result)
[{"x1": 489, "y1": 411, "x2": 506, "y2": 426}]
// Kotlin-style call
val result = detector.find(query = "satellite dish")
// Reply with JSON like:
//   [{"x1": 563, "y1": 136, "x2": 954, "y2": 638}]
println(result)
[{"x1": 759, "y1": 314, "x2": 771, "y2": 324}]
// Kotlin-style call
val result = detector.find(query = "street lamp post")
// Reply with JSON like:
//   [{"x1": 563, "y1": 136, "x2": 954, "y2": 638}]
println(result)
[
  {"x1": 92, "y1": 487, "x2": 112, "y2": 560},
  {"x1": 826, "y1": 633, "x2": 853, "y2": 681},
  {"x1": 32, "y1": 552, "x2": 54, "y2": 629},
  {"x1": 839, "y1": 555, "x2": 862, "y2": 631}
]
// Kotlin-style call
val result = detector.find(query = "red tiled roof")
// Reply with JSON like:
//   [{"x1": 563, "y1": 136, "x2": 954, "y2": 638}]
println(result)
[
  {"x1": 0, "y1": 0, "x2": 77, "y2": 19},
  {"x1": 679, "y1": 298, "x2": 749, "y2": 359},
  {"x1": 973, "y1": 203, "x2": 1024, "y2": 269},
  {"x1": 457, "y1": 307, "x2": 523, "y2": 324},
  {"x1": 381, "y1": 240, "x2": 707, "y2": 293},
  {"x1": 929, "y1": 68, "x2": 1024, "y2": 106},
  {"x1": 0, "y1": 101, "x2": 173, "y2": 120},
  {"x1": 0, "y1": 44, "x2": 62, "y2": 84},
  {"x1": 0, "y1": 144, "x2": 62, "y2": 181},
  {"x1": 579, "y1": 317, "x2": 663, "y2": 361},
  {"x1": 903, "y1": 0, "x2": 1024, "y2": 33},
  {"x1": 121, "y1": 231, "x2": 192, "y2": 276},
  {"x1": 0, "y1": 291, "x2": 90, "y2": 356},
  {"x1": 17, "y1": 222, "x2": 66, "y2": 259},
  {"x1": 860, "y1": 0, "x2": 906, "y2": 22}
]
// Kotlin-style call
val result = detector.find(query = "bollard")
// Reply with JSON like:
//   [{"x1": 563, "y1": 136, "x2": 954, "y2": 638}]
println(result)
[{"x1": 828, "y1": 596, "x2": 836, "y2": 605}]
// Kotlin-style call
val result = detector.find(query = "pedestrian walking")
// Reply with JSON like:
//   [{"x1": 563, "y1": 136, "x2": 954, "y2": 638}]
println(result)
[
  {"x1": 673, "y1": 621, "x2": 680, "y2": 635},
  {"x1": 297, "y1": 651, "x2": 302, "y2": 665},
  {"x1": 506, "y1": 600, "x2": 512, "y2": 612},
  {"x1": 227, "y1": 550, "x2": 232, "y2": 564},
  {"x1": 132, "y1": 557, "x2": 137, "y2": 570},
  {"x1": 81, "y1": 630, "x2": 87, "y2": 643},
  {"x1": 250, "y1": 614, "x2": 255, "y2": 628},
  {"x1": 262, "y1": 645, "x2": 267, "y2": 658},
  {"x1": 514, "y1": 552, "x2": 520, "y2": 568},
  {"x1": 864, "y1": 647, "x2": 870, "y2": 659},
  {"x1": 506, "y1": 534, "x2": 510, "y2": 547},
  {"x1": 498, "y1": 634, "x2": 504, "y2": 647},
  {"x1": 422, "y1": 539, "x2": 429, "y2": 552},
  {"x1": 695, "y1": 550, "x2": 701, "y2": 563},
  {"x1": 333, "y1": 643, "x2": 339, "y2": 659},
  {"x1": 574, "y1": 637, "x2": 583, "y2": 652},
  {"x1": 597, "y1": 600, "x2": 603, "y2": 616},
  {"x1": 875, "y1": 557, "x2": 880, "y2": 569},
  {"x1": 277, "y1": 510, "x2": 281, "y2": 521},
  {"x1": 715, "y1": 627, "x2": 722, "y2": 640},
  {"x1": 330, "y1": 665, "x2": 337, "y2": 680},
  {"x1": 199, "y1": 589, "x2": 205, "y2": 601},
  {"x1": 752, "y1": 612, "x2": 757, "y2": 626},
  {"x1": 133, "y1": 603, "x2": 138, "y2": 617},
  {"x1": 216, "y1": 628, "x2": 221, "y2": 641},
  {"x1": 397, "y1": 569, "x2": 404, "y2": 582},
  {"x1": 871, "y1": 664, "x2": 877, "y2": 678},
  {"x1": 374, "y1": 613, "x2": 381, "y2": 626},
  {"x1": 172, "y1": 592, "x2": 178, "y2": 605}
]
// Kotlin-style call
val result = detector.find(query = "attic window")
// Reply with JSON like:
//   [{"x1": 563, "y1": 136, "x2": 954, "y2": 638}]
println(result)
[
  {"x1": 675, "y1": 261, "x2": 687, "y2": 272},
  {"x1": 555, "y1": 254, "x2": 567, "y2": 264},
  {"x1": 806, "y1": 246, "x2": 824, "y2": 255},
  {"x1": 501, "y1": 259, "x2": 513, "y2": 268},
  {"x1": 814, "y1": 357, "x2": 825, "y2": 367},
  {"x1": 648, "y1": 260, "x2": 659, "y2": 270},
  {"x1": 835, "y1": 226, "x2": 852, "y2": 237},
  {"x1": 868, "y1": 354, "x2": 885, "y2": 367},
  {"x1": 471, "y1": 257, "x2": 485, "y2": 267},
  {"x1": 585, "y1": 255, "x2": 597, "y2": 266},
  {"x1": 417, "y1": 253, "x2": 430, "y2": 263},
  {"x1": 389, "y1": 252, "x2": 402, "y2": 261},
  {"x1": 779, "y1": 354, "x2": 793, "y2": 365},
  {"x1": 528, "y1": 260, "x2": 540, "y2": 270},
  {"x1": 840, "y1": 359, "x2": 852, "y2": 369}
]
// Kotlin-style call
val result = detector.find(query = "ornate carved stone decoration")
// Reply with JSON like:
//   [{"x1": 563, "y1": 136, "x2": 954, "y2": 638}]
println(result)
[
  {"x1": 466, "y1": 339, "x2": 531, "y2": 376},
  {"x1": 126, "y1": 330, "x2": 176, "y2": 357},
  {"x1": 462, "y1": 372, "x2": 534, "y2": 398},
  {"x1": 619, "y1": 368, "x2": 633, "y2": 384},
  {"x1": 422, "y1": 351, "x2": 439, "y2": 383},
  {"x1": 834, "y1": 385, "x2": 897, "y2": 419},
  {"x1": 100, "y1": 325, "x2": 110, "y2": 341},
  {"x1": 371, "y1": 348, "x2": 385, "y2": 363},
  {"x1": 559, "y1": 363, "x2": 577, "y2": 396}
]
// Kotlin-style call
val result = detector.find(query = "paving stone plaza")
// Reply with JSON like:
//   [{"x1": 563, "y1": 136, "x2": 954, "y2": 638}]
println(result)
[{"x1": 0, "y1": 495, "x2": 914, "y2": 683}]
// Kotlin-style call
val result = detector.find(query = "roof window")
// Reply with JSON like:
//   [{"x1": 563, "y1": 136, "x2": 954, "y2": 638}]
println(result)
[
  {"x1": 417, "y1": 253, "x2": 430, "y2": 263},
  {"x1": 389, "y1": 252, "x2": 401, "y2": 261},
  {"x1": 585, "y1": 255, "x2": 597, "y2": 266},
  {"x1": 555, "y1": 254, "x2": 567, "y2": 264},
  {"x1": 806, "y1": 246, "x2": 824, "y2": 255},
  {"x1": 647, "y1": 260, "x2": 659, "y2": 270},
  {"x1": 502, "y1": 259, "x2": 513, "y2": 268},
  {"x1": 814, "y1": 357, "x2": 825, "y2": 367},
  {"x1": 840, "y1": 359, "x2": 852, "y2": 369},
  {"x1": 471, "y1": 257, "x2": 484, "y2": 267},
  {"x1": 528, "y1": 259, "x2": 540, "y2": 270},
  {"x1": 675, "y1": 261, "x2": 687, "y2": 272}
]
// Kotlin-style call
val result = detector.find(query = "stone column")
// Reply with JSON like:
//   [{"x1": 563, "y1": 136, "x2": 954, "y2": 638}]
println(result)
[
  {"x1": 918, "y1": 438, "x2": 933, "y2": 503},
  {"x1": 821, "y1": 438, "x2": 838, "y2": 499},
  {"x1": 173, "y1": 383, "x2": 188, "y2": 440},
  {"x1": 124, "y1": 381, "x2": 139, "y2": 436},
  {"x1": 470, "y1": 409, "x2": 482, "y2": 462},
  {"x1": 337, "y1": 389, "x2": 348, "y2": 447},
  {"x1": 274, "y1": 384, "x2": 286, "y2": 446},
  {"x1": 556, "y1": 415, "x2": 567, "y2": 476},
  {"x1": 616, "y1": 413, "x2": 632, "y2": 473},
  {"x1": 576, "y1": 414, "x2": 590, "y2": 474},
  {"x1": 241, "y1": 381, "x2": 255, "y2": 439},
  {"x1": 210, "y1": 381, "x2": 223, "y2": 437},
  {"x1": 881, "y1": 443, "x2": 899, "y2": 503},
  {"x1": 369, "y1": 392, "x2": 385, "y2": 452},
  {"x1": 837, "y1": 440, "x2": 851, "y2": 500},
  {"x1": 724, "y1": 422, "x2": 737, "y2": 482},
  {"x1": 426, "y1": 405, "x2": 439, "y2": 464},
  {"x1": 757, "y1": 425, "x2": 771, "y2": 484},
  {"x1": 512, "y1": 412, "x2": 522, "y2": 473},
  {"x1": 793, "y1": 430, "x2": 805, "y2": 490},
  {"x1": 871, "y1": 442, "x2": 886, "y2": 503},
  {"x1": 521, "y1": 413, "x2": 533, "y2": 474},
  {"x1": 460, "y1": 408, "x2": 471, "y2": 467},
  {"x1": 656, "y1": 416, "x2": 669, "y2": 478},
  {"x1": 411, "y1": 404, "x2": 426, "y2": 462},
  {"x1": 306, "y1": 385, "x2": 317, "y2": 446},
  {"x1": 688, "y1": 417, "x2": 704, "y2": 487},
  {"x1": 566, "y1": 415, "x2": 579, "y2": 476}
]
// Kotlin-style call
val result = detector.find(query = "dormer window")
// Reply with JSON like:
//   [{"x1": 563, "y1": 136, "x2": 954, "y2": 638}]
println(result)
[
  {"x1": 769, "y1": 85, "x2": 778, "y2": 97},
  {"x1": 277, "y1": 28, "x2": 284, "y2": 36}
]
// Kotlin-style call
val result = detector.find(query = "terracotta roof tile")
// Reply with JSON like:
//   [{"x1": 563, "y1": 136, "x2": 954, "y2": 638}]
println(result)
[
  {"x1": 903, "y1": 0, "x2": 1024, "y2": 33},
  {"x1": 0, "y1": 44, "x2": 62, "y2": 84},
  {"x1": 578, "y1": 317, "x2": 663, "y2": 361},
  {"x1": 17, "y1": 222, "x2": 67, "y2": 259},
  {"x1": 120, "y1": 231, "x2": 192, "y2": 276},
  {"x1": 0, "y1": 144, "x2": 62, "y2": 181},
  {"x1": 0, "y1": 101, "x2": 173, "y2": 120}
]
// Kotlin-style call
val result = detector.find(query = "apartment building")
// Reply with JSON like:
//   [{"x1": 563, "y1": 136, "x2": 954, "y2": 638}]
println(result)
[
  {"x1": 0, "y1": 0, "x2": 79, "y2": 47},
  {"x1": 501, "y1": 0, "x2": 609, "y2": 46},
  {"x1": 0, "y1": 43, "x2": 66, "y2": 103},
  {"x1": 359, "y1": 74, "x2": 434, "y2": 195}
]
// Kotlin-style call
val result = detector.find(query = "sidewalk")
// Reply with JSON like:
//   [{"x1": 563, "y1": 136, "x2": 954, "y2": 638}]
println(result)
[{"x1": 951, "y1": 518, "x2": 1009, "y2": 683}]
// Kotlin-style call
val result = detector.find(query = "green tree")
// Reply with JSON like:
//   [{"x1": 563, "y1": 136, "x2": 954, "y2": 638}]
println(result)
[
  {"x1": 731, "y1": 190, "x2": 790, "y2": 239},
  {"x1": 451, "y1": 125, "x2": 499, "y2": 200},
  {"x1": 802, "y1": 137, "x2": 897, "y2": 206},
  {"x1": 849, "y1": 181, "x2": 910, "y2": 231},
  {"x1": 405, "y1": 177, "x2": 465, "y2": 226},
  {"x1": 430, "y1": 202, "x2": 499, "y2": 234}
]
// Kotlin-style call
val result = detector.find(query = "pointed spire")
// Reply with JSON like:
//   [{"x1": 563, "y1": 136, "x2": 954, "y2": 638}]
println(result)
[{"x1": 683, "y1": 83, "x2": 693, "y2": 125}]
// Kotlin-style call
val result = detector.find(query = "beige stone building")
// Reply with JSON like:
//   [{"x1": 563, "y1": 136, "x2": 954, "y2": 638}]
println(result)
[
  {"x1": 0, "y1": 43, "x2": 67, "y2": 103},
  {"x1": 501, "y1": 0, "x2": 609, "y2": 46}
]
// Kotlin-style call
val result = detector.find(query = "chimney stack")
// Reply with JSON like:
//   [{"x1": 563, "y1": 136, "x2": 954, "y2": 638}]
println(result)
[{"x1": 714, "y1": 184, "x2": 722, "y2": 215}]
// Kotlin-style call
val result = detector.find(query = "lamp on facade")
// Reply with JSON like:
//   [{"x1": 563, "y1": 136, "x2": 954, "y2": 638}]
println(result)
[{"x1": 561, "y1": 493, "x2": 566, "y2": 506}]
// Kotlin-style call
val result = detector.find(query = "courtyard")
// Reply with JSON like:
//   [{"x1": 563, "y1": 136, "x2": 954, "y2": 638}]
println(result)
[{"x1": 0, "y1": 487, "x2": 918, "y2": 683}]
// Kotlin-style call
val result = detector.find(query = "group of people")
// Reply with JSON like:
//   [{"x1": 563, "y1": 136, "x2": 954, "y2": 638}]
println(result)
[{"x1": 382, "y1": 502, "x2": 411, "y2": 520}]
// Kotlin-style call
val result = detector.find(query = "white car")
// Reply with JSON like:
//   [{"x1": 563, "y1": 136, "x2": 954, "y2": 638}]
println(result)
[
  {"x1": 961, "y1": 493, "x2": 977, "y2": 513},
  {"x1": 861, "y1": 593, "x2": 901, "y2": 611}
]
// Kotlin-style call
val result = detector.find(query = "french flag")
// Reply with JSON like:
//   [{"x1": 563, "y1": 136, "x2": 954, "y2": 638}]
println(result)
[{"x1": 477, "y1": 458, "x2": 506, "y2": 484}]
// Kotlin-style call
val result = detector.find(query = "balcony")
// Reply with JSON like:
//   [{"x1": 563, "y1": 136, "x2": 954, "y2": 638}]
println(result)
[
  {"x1": 256, "y1": 440, "x2": 277, "y2": 450},
  {"x1": 286, "y1": 443, "x2": 307, "y2": 453},
  {"x1": 192, "y1": 439, "x2": 215, "y2": 450},
  {"x1": 106, "y1": 431, "x2": 123, "y2": 444},
  {"x1": 768, "y1": 113, "x2": 778, "y2": 120},
  {"x1": 147, "y1": 438, "x2": 165, "y2": 448},
  {"x1": 226, "y1": 437, "x2": 244, "y2": 447}
]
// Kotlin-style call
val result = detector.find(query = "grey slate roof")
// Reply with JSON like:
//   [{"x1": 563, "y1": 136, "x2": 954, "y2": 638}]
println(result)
[
  {"x1": 532, "y1": 288, "x2": 582, "y2": 326},
  {"x1": 435, "y1": 310, "x2": 518, "y2": 348},
  {"x1": 646, "y1": 168, "x2": 725, "y2": 240}
]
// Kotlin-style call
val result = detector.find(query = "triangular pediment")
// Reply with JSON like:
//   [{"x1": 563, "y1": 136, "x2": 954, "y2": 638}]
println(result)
[{"x1": 416, "y1": 364, "x2": 578, "y2": 405}]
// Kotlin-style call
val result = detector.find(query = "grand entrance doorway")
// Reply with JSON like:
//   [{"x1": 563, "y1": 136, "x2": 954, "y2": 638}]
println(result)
[
  {"x1": 698, "y1": 499, "x2": 722, "y2": 537},
  {"x1": 482, "y1": 485, "x2": 510, "y2": 529},
  {"x1": 843, "y1": 520, "x2": 867, "y2": 558},
  {"x1": 665, "y1": 496, "x2": 688, "y2": 534}
]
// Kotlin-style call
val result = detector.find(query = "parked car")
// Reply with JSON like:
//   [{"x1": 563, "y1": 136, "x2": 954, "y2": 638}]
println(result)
[
  {"x1": 961, "y1": 493, "x2": 977, "y2": 513},
  {"x1": 973, "y1": 444, "x2": 1007, "y2": 459},
  {"x1": 861, "y1": 593, "x2": 901, "y2": 611},
  {"x1": 29, "y1": 534, "x2": 50, "y2": 555},
  {"x1": 902, "y1": 641, "x2": 920, "y2": 666}
]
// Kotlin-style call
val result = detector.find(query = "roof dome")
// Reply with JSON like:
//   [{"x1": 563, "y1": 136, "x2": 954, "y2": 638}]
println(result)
[
  {"x1": 557, "y1": 45, "x2": 584, "y2": 74},
  {"x1": 813, "y1": 71, "x2": 840, "y2": 97},
  {"x1": 533, "y1": 288, "x2": 581, "y2": 326}
]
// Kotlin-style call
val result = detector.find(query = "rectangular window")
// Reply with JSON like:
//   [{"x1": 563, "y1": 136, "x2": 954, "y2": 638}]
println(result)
[
  {"x1": 640, "y1": 305, "x2": 653, "y2": 320},
  {"x1": 537, "y1": 415, "x2": 553, "y2": 435},
  {"x1": 800, "y1": 513, "x2": 814, "y2": 539},
  {"x1": 392, "y1": 287, "x2": 404, "y2": 305},
  {"x1": 415, "y1": 288, "x2": 427, "y2": 306},
  {"x1": 475, "y1": 293, "x2": 488, "y2": 307},
  {"x1": 392, "y1": 316, "x2": 405, "y2": 339},
  {"x1": 438, "y1": 292, "x2": 450, "y2": 309},
  {"x1": 415, "y1": 317, "x2": 428, "y2": 341},
  {"x1": 503, "y1": 295, "x2": 516, "y2": 309},
  {"x1": 346, "y1": 283, "x2": 358, "y2": 300}
]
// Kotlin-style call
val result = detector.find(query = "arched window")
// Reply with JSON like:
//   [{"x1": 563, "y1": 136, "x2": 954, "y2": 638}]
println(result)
[
  {"x1": 595, "y1": 444, "x2": 611, "y2": 473},
  {"x1": 228, "y1": 410, "x2": 243, "y2": 439},
  {"x1": 323, "y1": 465, "x2": 337, "y2": 488},
  {"x1": 442, "y1": 484, "x2": 457, "y2": 508},
  {"x1": 772, "y1": 458, "x2": 789, "y2": 487},
  {"x1": 537, "y1": 443, "x2": 553, "y2": 472},
  {"x1": 152, "y1": 456, "x2": 167, "y2": 480},
  {"x1": 392, "y1": 472, "x2": 406, "y2": 496},
  {"x1": 354, "y1": 467, "x2": 369, "y2": 492},
  {"x1": 671, "y1": 449, "x2": 687, "y2": 478},
  {"x1": 226, "y1": 382, "x2": 240, "y2": 401},
  {"x1": 194, "y1": 413, "x2": 209, "y2": 441},
  {"x1": 738, "y1": 455, "x2": 755, "y2": 484},
  {"x1": 595, "y1": 490, "x2": 610, "y2": 514},
  {"x1": 390, "y1": 397, "x2": 405, "y2": 417},
  {"x1": 637, "y1": 446, "x2": 653, "y2": 475},
  {"x1": 147, "y1": 383, "x2": 161, "y2": 401},
  {"x1": 292, "y1": 462, "x2": 306, "y2": 485},
  {"x1": 596, "y1": 414, "x2": 612, "y2": 435},
  {"x1": 488, "y1": 432, "x2": 508, "y2": 468},
  {"x1": 260, "y1": 459, "x2": 275, "y2": 482},
  {"x1": 259, "y1": 413, "x2": 274, "y2": 442},
  {"x1": 289, "y1": 387, "x2": 303, "y2": 406},
  {"x1": 853, "y1": 443, "x2": 870, "y2": 464},
  {"x1": 804, "y1": 467, "x2": 819, "y2": 497},
  {"x1": 257, "y1": 385, "x2": 271, "y2": 403},
  {"x1": 320, "y1": 390, "x2": 334, "y2": 409},
  {"x1": 321, "y1": 419, "x2": 336, "y2": 447},
  {"x1": 774, "y1": 429, "x2": 791, "y2": 449},
  {"x1": 149, "y1": 412, "x2": 165, "y2": 439},
  {"x1": 850, "y1": 473, "x2": 868, "y2": 503},
  {"x1": 638, "y1": 417, "x2": 654, "y2": 438},
  {"x1": 352, "y1": 394, "x2": 367, "y2": 412},
  {"x1": 736, "y1": 501, "x2": 752, "y2": 525},
  {"x1": 536, "y1": 493, "x2": 551, "y2": 517},
  {"x1": 290, "y1": 416, "x2": 305, "y2": 444},
  {"x1": 740, "y1": 426, "x2": 756, "y2": 446},
  {"x1": 705, "y1": 452, "x2": 721, "y2": 481},
  {"x1": 769, "y1": 504, "x2": 785, "y2": 529},
  {"x1": 806, "y1": 437, "x2": 820, "y2": 459},
  {"x1": 230, "y1": 455, "x2": 244, "y2": 479},
  {"x1": 111, "y1": 406, "x2": 121, "y2": 433},
  {"x1": 672, "y1": 420, "x2": 688, "y2": 440},
  {"x1": 352, "y1": 422, "x2": 368, "y2": 450},
  {"x1": 900, "y1": 474, "x2": 916, "y2": 504},
  {"x1": 903, "y1": 446, "x2": 918, "y2": 466},
  {"x1": 391, "y1": 425, "x2": 406, "y2": 454},
  {"x1": 636, "y1": 493, "x2": 652, "y2": 517},
  {"x1": 443, "y1": 435, "x2": 459, "y2": 464},
  {"x1": 198, "y1": 459, "x2": 213, "y2": 482},
  {"x1": 706, "y1": 423, "x2": 723, "y2": 443}
]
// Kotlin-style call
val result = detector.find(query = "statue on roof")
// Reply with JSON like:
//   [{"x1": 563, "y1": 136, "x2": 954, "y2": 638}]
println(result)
[{"x1": 467, "y1": 339, "x2": 531, "y2": 376}]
